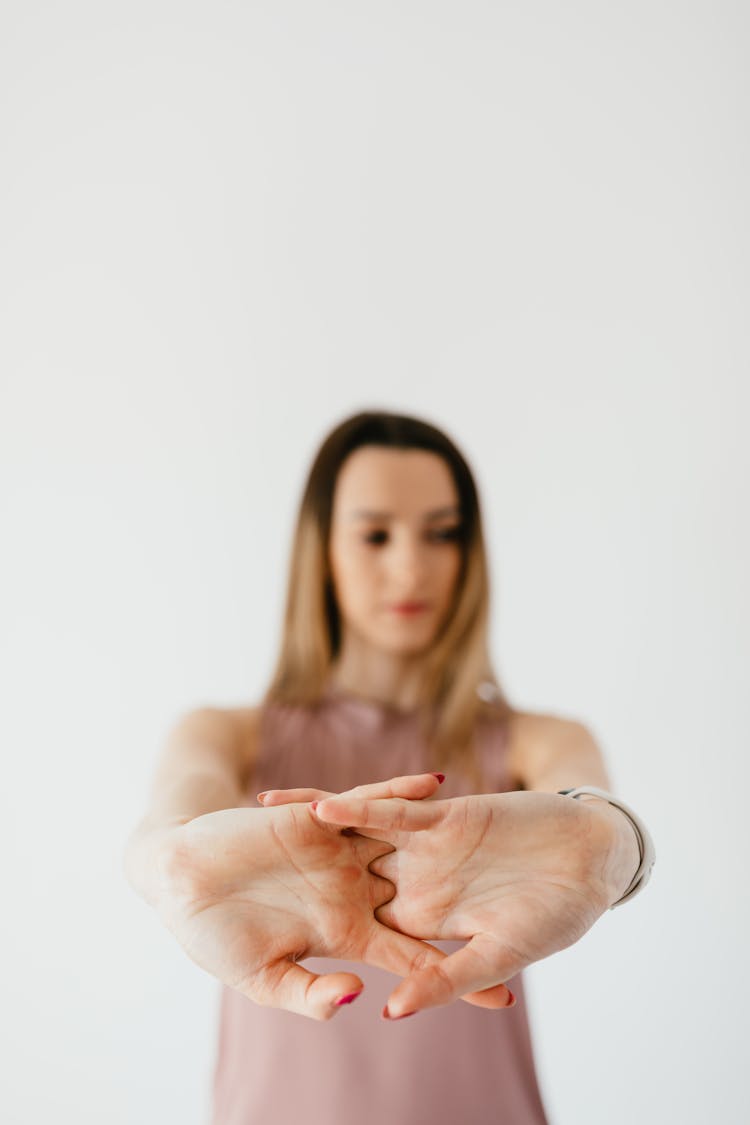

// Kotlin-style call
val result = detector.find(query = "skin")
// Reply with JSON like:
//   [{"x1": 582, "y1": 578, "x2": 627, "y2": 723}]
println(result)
[
  {"x1": 135, "y1": 447, "x2": 515, "y2": 1019},
  {"x1": 262, "y1": 781, "x2": 617, "y2": 1017},
  {"x1": 262, "y1": 444, "x2": 638, "y2": 1016},
  {"x1": 326, "y1": 445, "x2": 465, "y2": 709},
  {"x1": 132, "y1": 444, "x2": 635, "y2": 1020},
  {"x1": 148, "y1": 773, "x2": 484, "y2": 1022}
]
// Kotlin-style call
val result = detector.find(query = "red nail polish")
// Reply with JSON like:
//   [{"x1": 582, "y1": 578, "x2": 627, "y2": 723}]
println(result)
[
  {"x1": 505, "y1": 989, "x2": 516, "y2": 1007},
  {"x1": 431, "y1": 773, "x2": 445, "y2": 784},
  {"x1": 311, "y1": 801, "x2": 319, "y2": 812},
  {"x1": 335, "y1": 991, "x2": 362, "y2": 1006}
]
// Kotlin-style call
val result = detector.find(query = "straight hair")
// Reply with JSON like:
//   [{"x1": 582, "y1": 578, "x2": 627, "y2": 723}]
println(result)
[{"x1": 262, "y1": 409, "x2": 514, "y2": 776}]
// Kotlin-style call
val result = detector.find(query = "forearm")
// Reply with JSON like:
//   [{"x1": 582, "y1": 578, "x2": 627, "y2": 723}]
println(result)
[
  {"x1": 140, "y1": 764, "x2": 246, "y2": 831},
  {"x1": 125, "y1": 767, "x2": 245, "y2": 907},
  {"x1": 124, "y1": 708, "x2": 247, "y2": 906}
]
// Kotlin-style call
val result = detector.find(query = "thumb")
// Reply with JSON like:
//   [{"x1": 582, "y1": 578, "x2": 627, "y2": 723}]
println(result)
[{"x1": 382, "y1": 933, "x2": 520, "y2": 1018}]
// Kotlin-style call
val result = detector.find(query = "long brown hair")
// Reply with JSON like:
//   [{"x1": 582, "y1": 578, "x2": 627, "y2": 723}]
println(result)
[{"x1": 262, "y1": 410, "x2": 514, "y2": 773}]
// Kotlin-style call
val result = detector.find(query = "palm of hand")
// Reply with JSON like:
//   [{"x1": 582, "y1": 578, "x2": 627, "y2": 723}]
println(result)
[
  {"x1": 368, "y1": 792, "x2": 610, "y2": 966},
  {"x1": 155, "y1": 802, "x2": 431, "y2": 1019},
  {"x1": 279, "y1": 785, "x2": 620, "y2": 1014}
]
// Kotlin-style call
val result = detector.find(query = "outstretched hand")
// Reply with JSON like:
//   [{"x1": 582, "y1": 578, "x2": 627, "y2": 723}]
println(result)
[
  {"x1": 150, "y1": 773, "x2": 512, "y2": 1021},
  {"x1": 262, "y1": 782, "x2": 620, "y2": 1017}
]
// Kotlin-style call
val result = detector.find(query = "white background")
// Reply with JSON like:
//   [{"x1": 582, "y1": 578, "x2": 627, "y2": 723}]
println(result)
[{"x1": 1, "y1": 2, "x2": 748, "y2": 1123}]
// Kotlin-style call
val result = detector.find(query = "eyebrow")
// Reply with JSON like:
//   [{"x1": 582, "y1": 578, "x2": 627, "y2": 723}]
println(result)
[{"x1": 347, "y1": 505, "x2": 461, "y2": 522}]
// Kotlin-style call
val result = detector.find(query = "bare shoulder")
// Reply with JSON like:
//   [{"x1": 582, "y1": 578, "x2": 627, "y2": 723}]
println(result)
[
  {"x1": 505, "y1": 708, "x2": 599, "y2": 786},
  {"x1": 224, "y1": 704, "x2": 264, "y2": 782},
  {"x1": 507, "y1": 708, "x2": 595, "y2": 745},
  {"x1": 170, "y1": 703, "x2": 264, "y2": 787}
]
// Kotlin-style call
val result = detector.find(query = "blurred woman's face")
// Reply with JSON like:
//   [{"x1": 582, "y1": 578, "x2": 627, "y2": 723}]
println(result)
[{"x1": 328, "y1": 446, "x2": 464, "y2": 656}]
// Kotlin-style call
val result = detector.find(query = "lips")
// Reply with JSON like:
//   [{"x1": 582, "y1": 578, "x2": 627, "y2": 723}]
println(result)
[{"x1": 388, "y1": 601, "x2": 430, "y2": 615}]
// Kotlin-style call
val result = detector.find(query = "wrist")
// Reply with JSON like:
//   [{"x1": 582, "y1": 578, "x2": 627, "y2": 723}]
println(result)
[
  {"x1": 123, "y1": 819, "x2": 186, "y2": 909},
  {"x1": 557, "y1": 787, "x2": 656, "y2": 909},
  {"x1": 575, "y1": 794, "x2": 642, "y2": 908}
]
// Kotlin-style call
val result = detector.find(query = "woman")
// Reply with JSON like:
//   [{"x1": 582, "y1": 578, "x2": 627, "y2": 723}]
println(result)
[{"x1": 125, "y1": 410, "x2": 651, "y2": 1125}]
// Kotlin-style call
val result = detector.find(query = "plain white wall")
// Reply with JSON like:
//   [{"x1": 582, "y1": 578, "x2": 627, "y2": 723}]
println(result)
[{"x1": 2, "y1": 2, "x2": 748, "y2": 1122}]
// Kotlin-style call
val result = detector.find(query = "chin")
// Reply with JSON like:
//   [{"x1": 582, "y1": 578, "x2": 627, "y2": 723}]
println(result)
[{"x1": 373, "y1": 627, "x2": 438, "y2": 656}]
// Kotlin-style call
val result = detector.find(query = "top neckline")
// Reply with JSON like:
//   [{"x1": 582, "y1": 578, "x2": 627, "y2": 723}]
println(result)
[{"x1": 322, "y1": 682, "x2": 425, "y2": 723}]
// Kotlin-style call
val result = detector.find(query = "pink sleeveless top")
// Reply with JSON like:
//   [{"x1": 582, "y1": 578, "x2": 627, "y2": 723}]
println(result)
[{"x1": 210, "y1": 687, "x2": 550, "y2": 1125}]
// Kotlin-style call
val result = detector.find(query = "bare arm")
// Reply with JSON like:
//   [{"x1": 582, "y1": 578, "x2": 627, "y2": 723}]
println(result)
[{"x1": 123, "y1": 706, "x2": 258, "y2": 906}]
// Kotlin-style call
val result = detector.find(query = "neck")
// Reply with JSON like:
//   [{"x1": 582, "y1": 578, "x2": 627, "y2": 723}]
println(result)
[{"x1": 329, "y1": 632, "x2": 428, "y2": 711}]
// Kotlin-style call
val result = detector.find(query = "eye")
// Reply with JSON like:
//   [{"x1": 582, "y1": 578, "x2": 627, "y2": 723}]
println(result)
[
  {"x1": 361, "y1": 526, "x2": 463, "y2": 546},
  {"x1": 429, "y1": 525, "x2": 463, "y2": 543},
  {"x1": 362, "y1": 530, "x2": 389, "y2": 546}
]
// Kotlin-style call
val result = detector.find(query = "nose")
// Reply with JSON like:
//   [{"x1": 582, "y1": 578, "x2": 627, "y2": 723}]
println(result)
[{"x1": 386, "y1": 532, "x2": 427, "y2": 589}]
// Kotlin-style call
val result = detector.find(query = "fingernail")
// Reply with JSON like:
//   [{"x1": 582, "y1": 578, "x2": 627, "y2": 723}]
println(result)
[
  {"x1": 381, "y1": 1005, "x2": 417, "y2": 1020},
  {"x1": 431, "y1": 773, "x2": 445, "y2": 784},
  {"x1": 256, "y1": 792, "x2": 269, "y2": 804},
  {"x1": 311, "y1": 801, "x2": 319, "y2": 812},
  {"x1": 335, "y1": 990, "x2": 363, "y2": 1006},
  {"x1": 505, "y1": 989, "x2": 516, "y2": 1007}
]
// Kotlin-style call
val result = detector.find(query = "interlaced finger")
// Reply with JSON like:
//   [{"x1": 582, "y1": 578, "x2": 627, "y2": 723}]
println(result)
[
  {"x1": 364, "y1": 925, "x2": 518, "y2": 1012},
  {"x1": 314, "y1": 794, "x2": 446, "y2": 832},
  {"x1": 259, "y1": 773, "x2": 444, "y2": 811},
  {"x1": 382, "y1": 932, "x2": 520, "y2": 1017},
  {"x1": 247, "y1": 959, "x2": 367, "y2": 1021}
]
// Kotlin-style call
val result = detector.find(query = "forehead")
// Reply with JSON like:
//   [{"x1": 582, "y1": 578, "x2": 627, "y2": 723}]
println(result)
[{"x1": 332, "y1": 446, "x2": 459, "y2": 517}]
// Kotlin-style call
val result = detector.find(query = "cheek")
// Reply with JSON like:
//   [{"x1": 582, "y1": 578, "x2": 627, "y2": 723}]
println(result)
[
  {"x1": 330, "y1": 547, "x2": 379, "y2": 614},
  {"x1": 437, "y1": 550, "x2": 462, "y2": 599}
]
